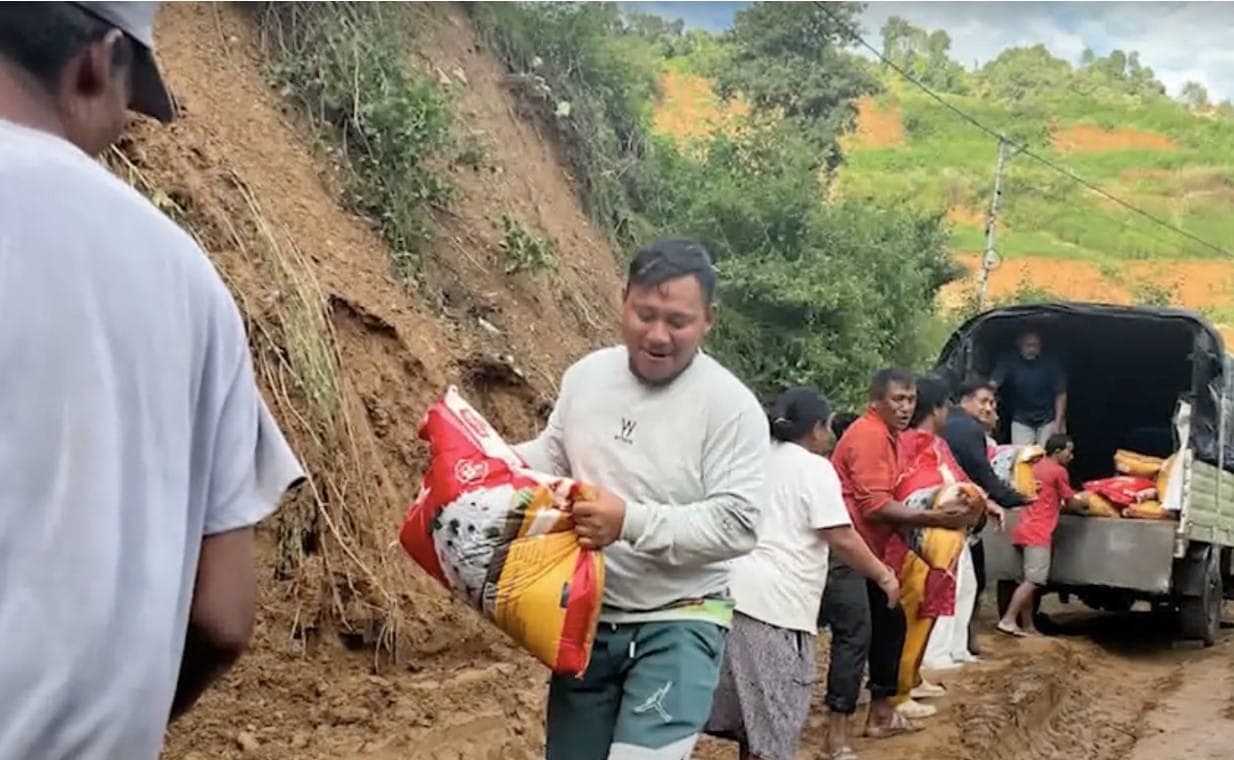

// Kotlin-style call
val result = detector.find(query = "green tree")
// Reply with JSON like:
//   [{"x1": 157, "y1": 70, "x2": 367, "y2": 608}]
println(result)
[
  {"x1": 714, "y1": 2, "x2": 878, "y2": 170},
  {"x1": 1181, "y1": 81, "x2": 1211, "y2": 111},
  {"x1": 978, "y1": 44, "x2": 1072, "y2": 102}
]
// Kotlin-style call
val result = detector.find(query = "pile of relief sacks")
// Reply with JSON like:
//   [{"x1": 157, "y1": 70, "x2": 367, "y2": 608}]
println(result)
[
  {"x1": 398, "y1": 387, "x2": 604, "y2": 677},
  {"x1": 1074, "y1": 449, "x2": 1177, "y2": 521}
]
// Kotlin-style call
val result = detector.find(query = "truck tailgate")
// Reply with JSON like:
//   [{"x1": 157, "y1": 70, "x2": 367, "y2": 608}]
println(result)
[{"x1": 983, "y1": 512, "x2": 1176, "y2": 593}]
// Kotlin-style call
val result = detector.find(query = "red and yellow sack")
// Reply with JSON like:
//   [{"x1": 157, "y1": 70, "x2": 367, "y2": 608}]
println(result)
[
  {"x1": 399, "y1": 387, "x2": 604, "y2": 677},
  {"x1": 1074, "y1": 491, "x2": 1121, "y2": 518},
  {"x1": 1083, "y1": 476, "x2": 1157, "y2": 508}
]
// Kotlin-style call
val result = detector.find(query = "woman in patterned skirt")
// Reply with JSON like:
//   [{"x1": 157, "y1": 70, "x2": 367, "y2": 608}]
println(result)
[{"x1": 705, "y1": 387, "x2": 899, "y2": 760}]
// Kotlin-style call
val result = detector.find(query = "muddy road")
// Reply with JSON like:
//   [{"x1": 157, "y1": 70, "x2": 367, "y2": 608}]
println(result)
[{"x1": 698, "y1": 603, "x2": 1233, "y2": 760}]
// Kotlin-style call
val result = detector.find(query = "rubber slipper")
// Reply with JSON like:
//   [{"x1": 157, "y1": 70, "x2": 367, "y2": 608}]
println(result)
[
  {"x1": 996, "y1": 622, "x2": 1028, "y2": 638},
  {"x1": 865, "y1": 711, "x2": 921, "y2": 738}
]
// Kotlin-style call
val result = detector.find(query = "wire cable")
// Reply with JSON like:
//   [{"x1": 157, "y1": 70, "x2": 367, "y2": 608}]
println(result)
[{"x1": 813, "y1": 0, "x2": 1231, "y2": 257}]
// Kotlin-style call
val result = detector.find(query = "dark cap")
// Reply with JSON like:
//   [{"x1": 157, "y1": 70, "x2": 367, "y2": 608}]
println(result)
[{"x1": 72, "y1": 2, "x2": 175, "y2": 122}]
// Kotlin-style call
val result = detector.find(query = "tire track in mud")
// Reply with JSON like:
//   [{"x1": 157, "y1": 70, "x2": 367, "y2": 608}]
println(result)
[{"x1": 699, "y1": 610, "x2": 1201, "y2": 760}]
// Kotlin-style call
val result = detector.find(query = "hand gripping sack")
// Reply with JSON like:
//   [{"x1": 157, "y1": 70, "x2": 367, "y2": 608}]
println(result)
[{"x1": 398, "y1": 387, "x2": 604, "y2": 677}]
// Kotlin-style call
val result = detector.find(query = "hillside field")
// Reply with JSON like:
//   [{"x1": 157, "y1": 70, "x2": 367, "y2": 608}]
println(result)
[{"x1": 654, "y1": 71, "x2": 1234, "y2": 343}]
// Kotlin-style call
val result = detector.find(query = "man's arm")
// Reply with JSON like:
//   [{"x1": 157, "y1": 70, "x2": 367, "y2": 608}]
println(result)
[
  {"x1": 1052, "y1": 359, "x2": 1068, "y2": 432},
  {"x1": 945, "y1": 418, "x2": 1029, "y2": 507},
  {"x1": 172, "y1": 285, "x2": 305, "y2": 720},
  {"x1": 514, "y1": 364, "x2": 575, "y2": 476},
  {"x1": 171, "y1": 528, "x2": 257, "y2": 720},
  {"x1": 615, "y1": 398, "x2": 768, "y2": 564},
  {"x1": 822, "y1": 525, "x2": 900, "y2": 606}
]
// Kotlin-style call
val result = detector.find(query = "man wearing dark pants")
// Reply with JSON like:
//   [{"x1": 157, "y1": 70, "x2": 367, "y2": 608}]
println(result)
[
  {"x1": 820, "y1": 560, "x2": 870, "y2": 718},
  {"x1": 826, "y1": 370, "x2": 973, "y2": 740}
]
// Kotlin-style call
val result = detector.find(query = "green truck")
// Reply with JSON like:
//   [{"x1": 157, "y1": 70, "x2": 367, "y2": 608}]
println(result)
[{"x1": 938, "y1": 303, "x2": 1234, "y2": 645}]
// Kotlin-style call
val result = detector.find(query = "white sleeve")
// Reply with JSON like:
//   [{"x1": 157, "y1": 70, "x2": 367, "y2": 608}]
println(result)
[
  {"x1": 202, "y1": 295, "x2": 305, "y2": 536},
  {"x1": 513, "y1": 363, "x2": 573, "y2": 476},
  {"x1": 806, "y1": 460, "x2": 851, "y2": 531}
]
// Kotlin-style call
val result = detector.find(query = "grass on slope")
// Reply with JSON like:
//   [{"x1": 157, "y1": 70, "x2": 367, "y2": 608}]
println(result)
[{"x1": 840, "y1": 89, "x2": 1234, "y2": 262}]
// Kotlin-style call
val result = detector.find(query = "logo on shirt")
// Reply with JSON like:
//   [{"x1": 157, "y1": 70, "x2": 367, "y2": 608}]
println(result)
[{"x1": 614, "y1": 417, "x2": 637, "y2": 445}]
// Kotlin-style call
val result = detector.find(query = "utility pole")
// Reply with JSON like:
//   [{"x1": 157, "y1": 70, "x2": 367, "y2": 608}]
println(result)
[{"x1": 977, "y1": 137, "x2": 1008, "y2": 312}]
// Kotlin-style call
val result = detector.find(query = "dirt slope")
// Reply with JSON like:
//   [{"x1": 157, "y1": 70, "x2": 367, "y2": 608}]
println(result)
[{"x1": 126, "y1": 3, "x2": 619, "y2": 758}]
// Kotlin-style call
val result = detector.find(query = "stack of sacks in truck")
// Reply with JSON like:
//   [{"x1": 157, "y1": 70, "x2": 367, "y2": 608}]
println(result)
[{"x1": 1074, "y1": 449, "x2": 1179, "y2": 521}]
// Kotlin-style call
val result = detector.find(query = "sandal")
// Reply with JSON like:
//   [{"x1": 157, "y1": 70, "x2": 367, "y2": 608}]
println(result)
[
  {"x1": 865, "y1": 710, "x2": 921, "y2": 739},
  {"x1": 826, "y1": 748, "x2": 858, "y2": 760},
  {"x1": 996, "y1": 622, "x2": 1028, "y2": 638}
]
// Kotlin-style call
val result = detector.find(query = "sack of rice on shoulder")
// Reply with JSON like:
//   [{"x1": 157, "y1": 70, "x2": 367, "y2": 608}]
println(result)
[{"x1": 399, "y1": 387, "x2": 604, "y2": 677}]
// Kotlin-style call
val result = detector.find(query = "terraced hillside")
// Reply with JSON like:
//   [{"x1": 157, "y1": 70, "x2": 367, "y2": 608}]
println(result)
[{"x1": 654, "y1": 63, "x2": 1234, "y2": 340}]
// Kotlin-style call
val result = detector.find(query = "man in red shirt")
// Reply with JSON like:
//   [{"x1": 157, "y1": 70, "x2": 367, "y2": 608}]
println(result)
[
  {"x1": 998, "y1": 434, "x2": 1082, "y2": 637},
  {"x1": 826, "y1": 369, "x2": 974, "y2": 739}
]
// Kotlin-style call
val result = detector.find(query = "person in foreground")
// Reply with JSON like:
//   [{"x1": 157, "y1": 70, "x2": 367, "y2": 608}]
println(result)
[
  {"x1": 705, "y1": 388, "x2": 899, "y2": 760},
  {"x1": 826, "y1": 370, "x2": 975, "y2": 743},
  {"x1": 518, "y1": 238, "x2": 769, "y2": 760},
  {"x1": 998, "y1": 434, "x2": 1082, "y2": 637},
  {"x1": 0, "y1": 4, "x2": 304, "y2": 758}
]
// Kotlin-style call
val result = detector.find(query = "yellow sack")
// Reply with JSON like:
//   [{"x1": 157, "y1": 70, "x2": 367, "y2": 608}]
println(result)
[
  {"x1": 1157, "y1": 454, "x2": 1176, "y2": 500},
  {"x1": 1124, "y1": 499, "x2": 1173, "y2": 521},
  {"x1": 1075, "y1": 491, "x2": 1121, "y2": 518},
  {"x1": 1115, "y1": 449, "x2": 1165, "y2": 478}
]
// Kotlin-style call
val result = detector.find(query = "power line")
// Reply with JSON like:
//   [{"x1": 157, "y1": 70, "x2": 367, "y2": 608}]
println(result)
[{"x1": 813, "y1": 1, "x2": 1231, "y2": 258}]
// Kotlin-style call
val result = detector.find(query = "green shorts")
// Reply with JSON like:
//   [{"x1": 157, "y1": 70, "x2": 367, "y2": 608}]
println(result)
[{"x1": 545, "y1": 620, "x2": 728, "y2": 760}]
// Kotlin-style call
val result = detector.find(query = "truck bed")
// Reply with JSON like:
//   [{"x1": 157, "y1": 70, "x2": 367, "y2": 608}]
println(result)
[{"x1": 983, "y1": 512, "x2": 1177, "y2": 594}]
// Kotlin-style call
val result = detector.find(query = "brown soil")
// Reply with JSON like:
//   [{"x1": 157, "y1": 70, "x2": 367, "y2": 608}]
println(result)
[
  {"x1": 652, "y1": 70, "x2": 747, "y2": 142},
  {"x1": 1052, "y1": 123, "x2": 1178, "y2": 153},
  {"x1": 846, "y1": 97, "x2": 906, "y2": 149},
  {"x1": 141, "y1": 3, "x2": 618, "y2": 757},
  {"x1": 940, "y1": 253, "x2": 1234, "y2": 342}
]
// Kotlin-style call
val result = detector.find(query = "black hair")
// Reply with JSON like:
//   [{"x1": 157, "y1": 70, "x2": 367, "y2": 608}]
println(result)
[
  {"x1": 769, "y1": 387, "x2": 832, "y2": 443},
  {"x1": 627, "y1": 237, "x2": 717, "y2": 305},
  {"x1": 956, "y1": 374, "x2": 994, "y2": 401},
  {"x1": 869, "y1": 368, "x2": 915, "y2": 401},
  {"x1": 1045, "y1": 433, "x2": 1073, "y2": 456},
  {"x1": 0, "y1": 3, "x2": 132, "y2": 91},
  {"x1": 831, "y1": 411, "x2": 859, "y2": 441},
  {"x1": 909, "y1": 374, "x2": 950, "y2": 428}
]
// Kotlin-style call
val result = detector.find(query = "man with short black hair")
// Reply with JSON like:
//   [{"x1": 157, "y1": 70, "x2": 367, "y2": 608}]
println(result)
[
  {"x1": 0, "y1": 4, "x2": 303, "y2": 758},
  {"x1": 991, "y1": 330, "x2": 1067, "y2": 446},
  {"x1": 825, "y1": 370, "x2": 974, "y2": 740},
  {"x1": 998, "y1": 434, "x2": 1081, "y2": 637},
  {"x1": 519, "y1": 238, "x2": 768, "y2": 759}
]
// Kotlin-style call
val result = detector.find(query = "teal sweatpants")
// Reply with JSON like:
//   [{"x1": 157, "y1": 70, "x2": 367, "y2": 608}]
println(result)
[{"x1": 545, "y1": 620, "x2": 728, "y2": 760}]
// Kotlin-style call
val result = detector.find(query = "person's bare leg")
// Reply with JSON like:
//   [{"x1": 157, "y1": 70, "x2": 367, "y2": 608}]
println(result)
[
  {"x1": 828, "y1": 712, "x2": 854, "y2": 756},
  {"x1": 999, "y1": 582, "x2": 1037, "y2": 632}
]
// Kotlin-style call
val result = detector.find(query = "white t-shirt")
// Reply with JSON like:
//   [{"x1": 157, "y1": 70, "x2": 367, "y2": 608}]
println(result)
[
  {"x1": 0, "y1": 120, "x2": 304, "y2": 759},
  {"x1": 729, "y1": 441, "x2": 851, "y2": 633},
  {"x1": 517, "y1": 346, "x2": 768, "y2": 625}
]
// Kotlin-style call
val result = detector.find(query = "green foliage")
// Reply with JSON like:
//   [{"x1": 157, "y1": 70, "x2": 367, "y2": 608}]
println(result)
[
  {"x1": 715, "y1": 2, "x2": 879, "y2": 170},
  {"x1": 880, "y1": 16, "x2": 970, "y2": 94},
  {"x1": 476, "y1": 2, "x2": 955, "y2": 404},
  {"x1": 635, "y1": 125, "x2": 955, "y2": 406},
  {"x1": 497, "y1": 214, "x2": 557, "y2": 274},
  {"x1": 470, "y1": 2, "x2": 658, "y2": 245},
  {"x1": 259, "y1": 2, "x2": 451, "y2": 283}
]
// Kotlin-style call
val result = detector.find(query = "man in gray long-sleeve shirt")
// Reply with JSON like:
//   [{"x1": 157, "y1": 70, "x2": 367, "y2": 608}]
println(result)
[{"x1": 518, "y1": 238, "x2": 768, "y2": 760}]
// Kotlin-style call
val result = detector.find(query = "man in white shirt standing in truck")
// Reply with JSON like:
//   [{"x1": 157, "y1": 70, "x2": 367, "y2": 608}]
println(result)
[
  {"x1": 518, "y1": 238, "x2": 769, "y2": 760},
  {"x1": 0, "y1": 4, "x2": 303, "y2": 758}
]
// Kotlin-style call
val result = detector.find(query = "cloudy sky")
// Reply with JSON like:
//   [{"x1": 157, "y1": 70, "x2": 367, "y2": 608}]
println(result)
[{"x1": 627, "y1": 2, "x2": 1234, "y2": 100}]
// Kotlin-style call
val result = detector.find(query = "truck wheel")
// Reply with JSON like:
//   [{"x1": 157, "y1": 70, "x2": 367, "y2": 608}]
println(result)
[{"x1": 1179, "y1": 548, "x2": 1222, "y2": 647}]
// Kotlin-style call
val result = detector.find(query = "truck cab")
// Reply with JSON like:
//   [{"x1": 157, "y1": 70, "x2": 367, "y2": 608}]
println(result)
[{"x1": 937, "y1": 302, "x2": 1234, "y2": 645}]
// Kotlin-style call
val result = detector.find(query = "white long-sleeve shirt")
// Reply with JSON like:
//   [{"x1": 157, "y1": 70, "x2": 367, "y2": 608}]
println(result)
[{"x1": 517, "y1": 346, "x2": 768, "y2": 626}]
